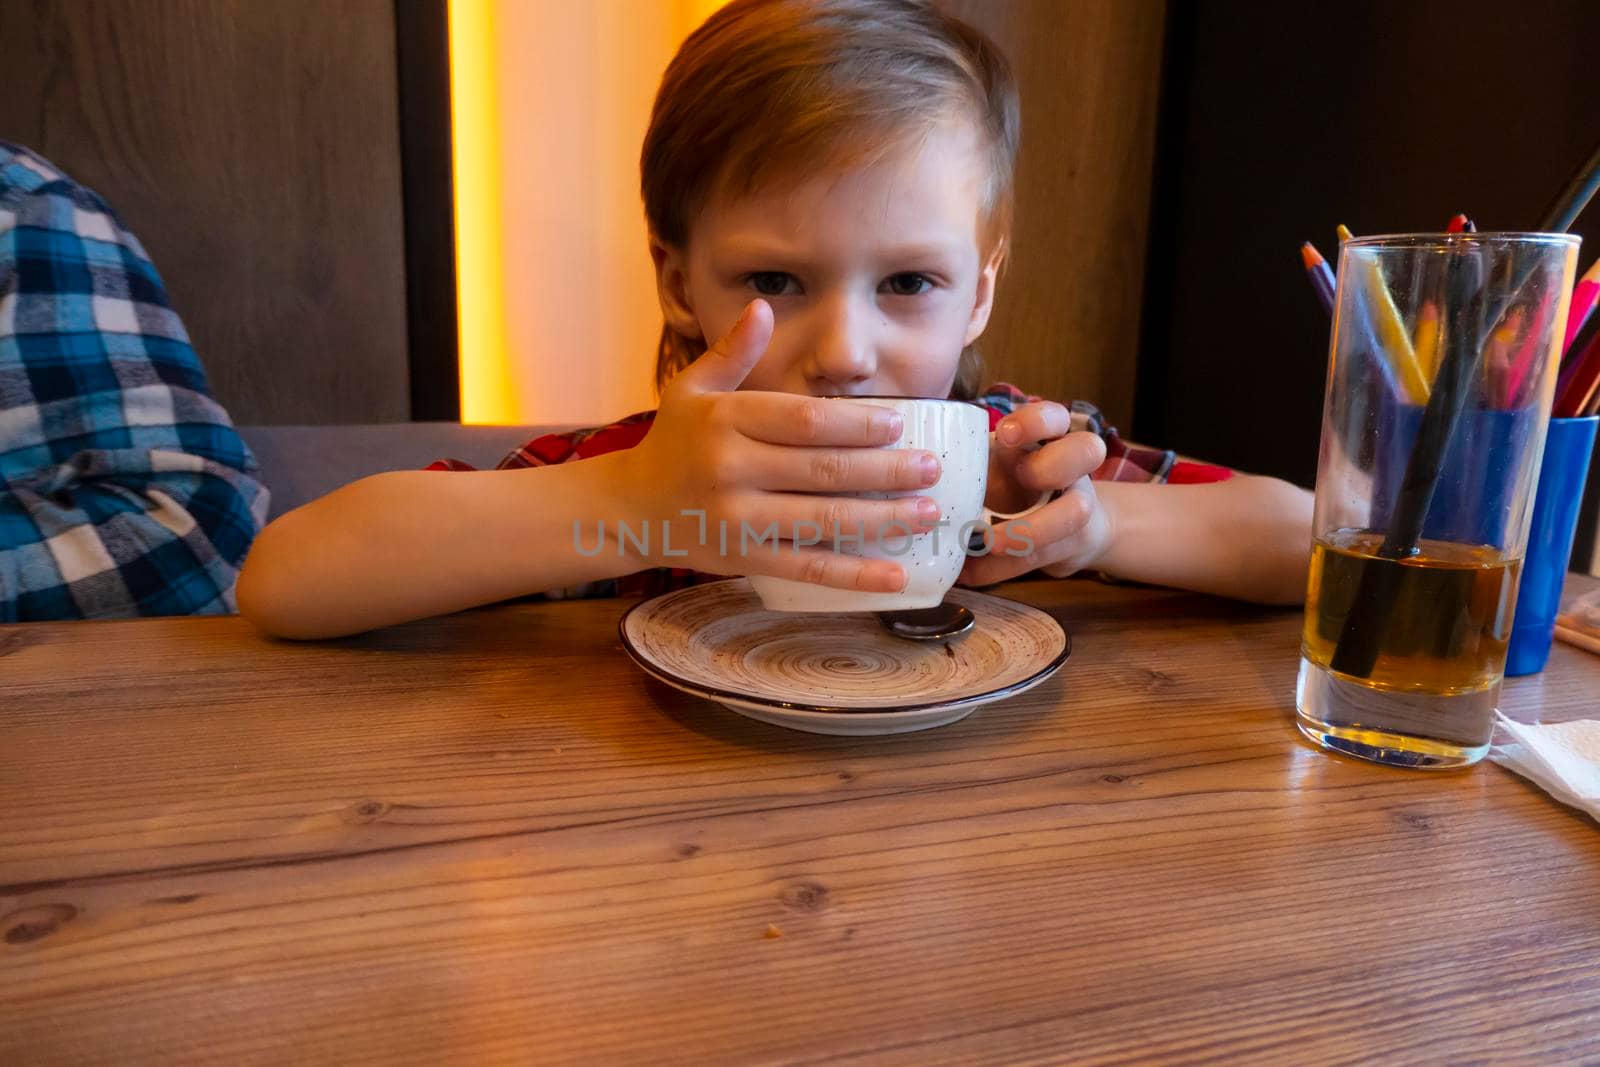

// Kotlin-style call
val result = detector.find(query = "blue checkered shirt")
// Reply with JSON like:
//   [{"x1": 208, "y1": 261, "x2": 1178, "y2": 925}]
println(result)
[{"x1": 0, "y1": 142, "x2": 268, "y2": 621}]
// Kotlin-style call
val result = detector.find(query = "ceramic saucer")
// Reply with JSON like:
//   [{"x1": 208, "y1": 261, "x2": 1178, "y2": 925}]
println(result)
[{"x1": 619, "y1": 579, "x2": 1070, "y2": 735}]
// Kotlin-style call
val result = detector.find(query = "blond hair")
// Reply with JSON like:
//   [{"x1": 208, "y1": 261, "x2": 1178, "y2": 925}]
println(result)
[{"x1": 640, "y1": 0, "x2": 1020, "y2": 398}]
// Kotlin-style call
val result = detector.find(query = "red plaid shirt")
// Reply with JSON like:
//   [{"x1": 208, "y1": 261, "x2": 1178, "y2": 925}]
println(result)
[{"x1": 428, "y1": 383, "x2": 1230, "y2": 599}]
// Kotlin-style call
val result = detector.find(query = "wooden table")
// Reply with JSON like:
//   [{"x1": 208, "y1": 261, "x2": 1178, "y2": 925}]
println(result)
[{"x1": 4, "y1": 578, "x2": 1598, "y2": 1065}]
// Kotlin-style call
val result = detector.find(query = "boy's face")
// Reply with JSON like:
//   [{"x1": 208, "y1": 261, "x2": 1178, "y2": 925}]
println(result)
[{"x1": 654, "y1": 118, "x2": 1002, "y2": 398}]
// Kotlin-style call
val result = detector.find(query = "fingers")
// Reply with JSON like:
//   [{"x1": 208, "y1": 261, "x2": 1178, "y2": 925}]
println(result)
[
  {"x1": 1012, "y1": 430, "x2": 1107, "y2": 492},
  {"x1": 727, "y1": 491, "x2": 943, "y2": 545},
  {"x1": 958, "y1": 480, "x2": 1098, "y2": 587},
  {"x1": 733, "y1": 439, "x2": 941, "y2": 493},
  {"x1": 727, "y1": 392, "x2": 905, "y2": 447},
  {"x1": 672, "y1": 300, "x2": 775, "y2": 395},
  {"x1": 990, "y1": 480, "x2": 1096, "y2": 555},
  {"x1": 702, "y1": 543, "x2": 909, "y2": 594},
  {"x1": 993, "y1": 401, "x2": 1074, "y2": 451}
]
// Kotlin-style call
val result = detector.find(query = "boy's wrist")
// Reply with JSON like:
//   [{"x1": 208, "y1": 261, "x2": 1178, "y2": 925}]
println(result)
[
  {"x1": 1086, "y1": 482, "x2": 1126, "y2": 578},
  {"x1": 588, "y1": 449, "x2": 652, "y2": 568},
  {"x1": 500, "y1": 450, "x2": 650, "y2": 585}
]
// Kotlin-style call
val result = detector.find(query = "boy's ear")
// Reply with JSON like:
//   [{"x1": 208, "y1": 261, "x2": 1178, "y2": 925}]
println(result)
[
  {"x1": 650, "y1": 235, "x2": 703, "y2": 342},
  {"x1": 963, "y1": 239, "x2": 1007, "y2": 346}
]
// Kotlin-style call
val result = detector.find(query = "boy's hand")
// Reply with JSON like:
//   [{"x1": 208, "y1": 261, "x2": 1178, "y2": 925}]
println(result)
[
  {"x1": 614, "y1": 300, "x2": 941, "y2": 592},
  {"x1": 961, "y1": 400, "x2": 1113, "y2": 587}
]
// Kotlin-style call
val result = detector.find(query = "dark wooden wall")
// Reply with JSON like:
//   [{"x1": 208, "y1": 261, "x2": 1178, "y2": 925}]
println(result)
[
  {"x1": 942, "y1": 0, "x2": 1167, "y2": 433},
  {"x1": 0, "y1": 0, "x2": 412, "y2": 425}
]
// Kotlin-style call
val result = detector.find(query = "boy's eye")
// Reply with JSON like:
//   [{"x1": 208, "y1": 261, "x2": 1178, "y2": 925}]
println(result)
[
  {"x1": 883, "y1": 272, "x2": 933, "y2": 296},
  {"x1": 747, "y1": 271, "x2": 798, "y2": 296}
]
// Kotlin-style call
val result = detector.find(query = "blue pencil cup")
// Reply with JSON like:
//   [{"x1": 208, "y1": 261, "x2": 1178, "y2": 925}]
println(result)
[
  {"x1": 1505, "y1": 415, "x2": 1600, "y2": 676},
  {"x1": 1370, "y1": 402, "x2": 1536, "y2": 549}
]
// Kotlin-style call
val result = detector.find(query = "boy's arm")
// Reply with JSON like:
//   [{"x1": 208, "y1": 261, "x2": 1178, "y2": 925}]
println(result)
[
  {"x1": 1094, "y1": 475, "x2": 1314, "y2": 605},
  {"x1": 235, "y1": 452, "x2": 641, "y2": 640},
  {"x1": 976, "y1": 399, "x2": 1313, "y2": 606}
]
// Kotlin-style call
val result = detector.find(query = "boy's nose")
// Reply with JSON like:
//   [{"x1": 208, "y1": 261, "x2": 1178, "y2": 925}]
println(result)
[{"x1": 806, "y1": 296, "x2": 877, "y2": 394}]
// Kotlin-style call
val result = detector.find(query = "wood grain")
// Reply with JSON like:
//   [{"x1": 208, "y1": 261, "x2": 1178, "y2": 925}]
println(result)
[
  {"x1": 0, "y1": 0, "x2": 410, "y2": 425},
  {"x1": 2, "y1": 577, "x2": 1599, "y2": 1065},
  {"x1": 941, "y1": 0, "x2": 1168, "y2": 433}
]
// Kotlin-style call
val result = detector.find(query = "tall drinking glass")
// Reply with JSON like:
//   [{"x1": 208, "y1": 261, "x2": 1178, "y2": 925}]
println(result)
[{"x1": 1297, "y1": 232, "x2": 1580, "y2": 768}]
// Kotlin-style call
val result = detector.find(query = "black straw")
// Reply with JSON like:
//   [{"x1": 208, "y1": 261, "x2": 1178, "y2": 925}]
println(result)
[
  {"x1": 1537, "y1": 138, "x2": 1600, "y2": 232},
  {"x1": 1328, "y1": 244, "x2": 1482, "y2": 677}
]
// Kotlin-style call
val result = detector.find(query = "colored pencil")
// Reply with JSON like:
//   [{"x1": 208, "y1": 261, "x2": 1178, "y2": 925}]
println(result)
[
  {"x1": 1554, "y1": 621, "x2": 1600, "y2": 655},
  {"x1": 1556, "y1": 307, "x2": 1600, "y2": 402},
  {"x1": 1556, "y1": 324, "x2": 1600, "y2": 417},
  {"x1": 1413, "y1": 300, "x2": 1441, "y2": 379},
  {"x1": 1414, "y1": 215, "x2": 1464, "y2": 380},
  {"x1": 1562, "y1": 256, "x2": 1600, "y2": 357},
  {"x1": 1503, "y1": 287, "x2": 1559, "y2": 407},
  {"x1": 1300, "y1": 242, "x2": 1336, "y2": 312},
  {"x1": 1488, "y1": 304, "x2": 1526, "y2": 406},
  {"x1": 1336, "y1": 223, "x2": 1430, "y2": 402},
  {"x1": 1300, "y1": 239, "x2": 1401, "y2": 403}
]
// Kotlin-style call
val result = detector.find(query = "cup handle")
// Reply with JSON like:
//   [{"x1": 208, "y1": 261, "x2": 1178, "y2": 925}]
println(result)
[{"x1": 980, "y1": 431, "x2": 1061, "y2": 526}]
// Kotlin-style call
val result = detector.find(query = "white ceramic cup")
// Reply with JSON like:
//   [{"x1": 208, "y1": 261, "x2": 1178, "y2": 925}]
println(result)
[{"x1": 747, "y1": 396, "x2": 1053, "y2": 612}]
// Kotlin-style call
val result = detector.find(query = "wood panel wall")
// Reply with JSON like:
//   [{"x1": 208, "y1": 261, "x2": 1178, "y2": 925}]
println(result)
[
  {"x1": 942, "y1": 0, "x2": 1167, "y2": 433},
  {"x1": 0, "y1": 0, "x2": 411, "y2": 425}
]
